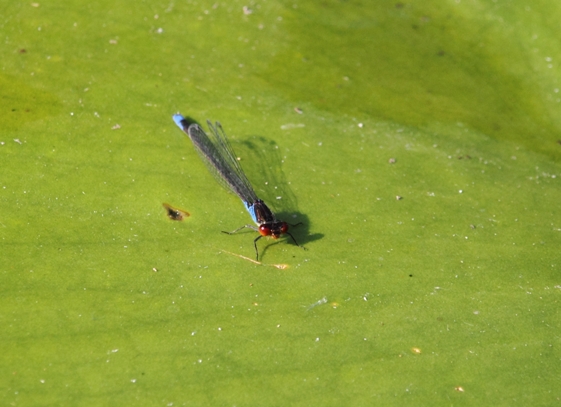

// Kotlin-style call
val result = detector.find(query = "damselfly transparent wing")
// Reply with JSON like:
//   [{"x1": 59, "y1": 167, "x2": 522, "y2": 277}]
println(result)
[{"x1": 186, "y1": 121, "x2": 259, "y2": 203}]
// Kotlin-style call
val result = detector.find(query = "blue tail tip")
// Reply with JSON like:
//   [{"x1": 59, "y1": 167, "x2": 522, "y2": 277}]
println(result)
[{"x1": 173, "y1": 113, "x2": 185, "y2": 127}]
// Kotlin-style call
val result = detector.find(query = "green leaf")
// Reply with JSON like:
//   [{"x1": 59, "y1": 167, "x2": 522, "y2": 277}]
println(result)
[{"x1": 2, "y1": 0, "x2": 560, "y2": 405}]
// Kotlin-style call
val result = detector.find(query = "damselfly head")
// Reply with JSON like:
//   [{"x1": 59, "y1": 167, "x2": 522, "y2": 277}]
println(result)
[
  {"x1": 259, "y1": 222, "x2": 289, "y2": 239},
  {"x1": 279, "y1": 222, "x2": 289, "y2": 235},
  {"x1": 259, "y1": 224, "x2": 272, "y2": 237}
]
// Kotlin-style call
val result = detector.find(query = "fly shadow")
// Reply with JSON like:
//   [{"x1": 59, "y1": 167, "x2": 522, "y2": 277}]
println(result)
[
  {"x1": 232, "y1": 134, "x2": 323, "y2": 249},
  {"x1": 176, "y1": 115, "x2": 201, "y2": 128}
]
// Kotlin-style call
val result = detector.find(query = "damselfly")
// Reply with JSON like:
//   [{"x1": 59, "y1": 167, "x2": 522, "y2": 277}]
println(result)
[{"x1": 173, "y1": 114, "x2": 303, "y2": 260}]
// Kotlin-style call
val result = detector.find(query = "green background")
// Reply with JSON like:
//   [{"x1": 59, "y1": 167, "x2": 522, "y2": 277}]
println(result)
[{"x1": 2, "y1": 0, "x2": 560, "y2": 405}]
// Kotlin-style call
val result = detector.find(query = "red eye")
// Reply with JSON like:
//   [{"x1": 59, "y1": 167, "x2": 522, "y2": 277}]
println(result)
[
  {"x1": 259, "y1": 225, "x2": 272, "y2": 236},
  {"x1": 280, "y1": 222, "x2": 288, "y2": 234}
]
